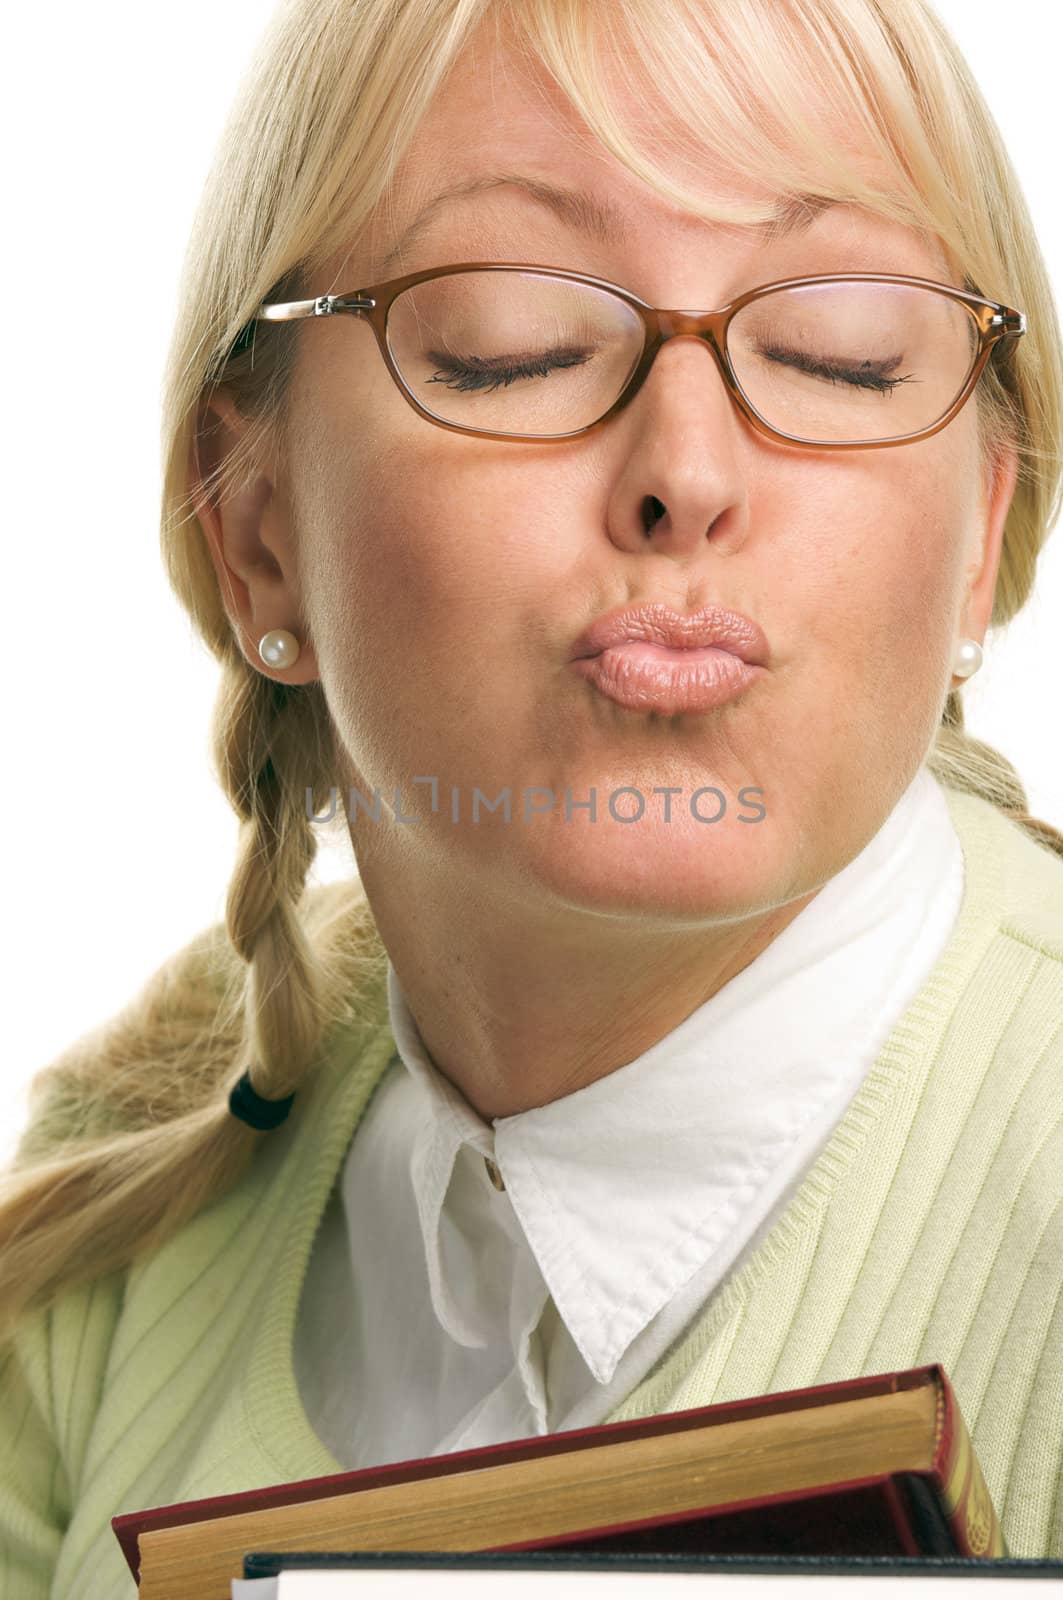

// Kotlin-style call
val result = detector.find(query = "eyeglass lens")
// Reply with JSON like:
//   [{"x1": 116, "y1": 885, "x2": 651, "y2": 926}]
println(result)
[{"x1": 384, "y1": 271, "x2": 981, "y2": 442}]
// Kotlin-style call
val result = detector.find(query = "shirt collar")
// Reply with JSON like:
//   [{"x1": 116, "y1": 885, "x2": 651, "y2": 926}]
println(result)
[{"x1": 386, "y1": 764, "x2": 963, "y2": 1383}]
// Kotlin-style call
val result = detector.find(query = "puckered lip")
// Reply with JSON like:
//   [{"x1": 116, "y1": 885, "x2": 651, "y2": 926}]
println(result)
[{"x1": 569, "y1": 600, "x2": 770, "y2": 666}]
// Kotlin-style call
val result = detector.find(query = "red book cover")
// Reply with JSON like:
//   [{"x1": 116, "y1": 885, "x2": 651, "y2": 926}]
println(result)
[{"x1": 112, "y1": 1362, "x2": 1006, "y2": 1588}]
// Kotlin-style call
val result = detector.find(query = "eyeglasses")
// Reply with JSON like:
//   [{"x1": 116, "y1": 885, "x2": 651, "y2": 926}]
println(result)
[{"x1": 248, "y1": 262, "x2": 1026, "y2": 449}]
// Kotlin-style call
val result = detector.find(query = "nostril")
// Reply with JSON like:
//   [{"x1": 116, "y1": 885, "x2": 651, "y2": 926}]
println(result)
[{"x1": 642, "y1": 494, "x2": 666, "y2": 534}]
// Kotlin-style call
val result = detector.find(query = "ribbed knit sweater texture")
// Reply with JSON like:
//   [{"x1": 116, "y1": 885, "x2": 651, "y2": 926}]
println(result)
[{"x1": 2, "y1": 786, "x2": 1062, "y2": 1597}]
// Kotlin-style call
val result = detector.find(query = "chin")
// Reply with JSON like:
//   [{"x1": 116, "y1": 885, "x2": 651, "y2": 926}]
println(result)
[{"x1": 509, "y1": 811, "x2": 792, "y2": 925}]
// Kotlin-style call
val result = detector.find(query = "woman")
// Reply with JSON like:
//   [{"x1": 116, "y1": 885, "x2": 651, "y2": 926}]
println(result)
[{"x1": 2, "y1": 0, "x2": 1062, "y2": 1591}]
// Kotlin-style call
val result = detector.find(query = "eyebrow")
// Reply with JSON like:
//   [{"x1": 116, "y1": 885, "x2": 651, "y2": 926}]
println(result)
[{"x1": 373, "y1": 172, "x2": 837, "y2": 277}]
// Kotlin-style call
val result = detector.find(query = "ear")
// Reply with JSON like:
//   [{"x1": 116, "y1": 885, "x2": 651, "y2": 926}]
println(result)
[
  {"x1": 189, "y1": 388, "x2": 320, "y2": 684},
  {"x1": 956, "y1": 436, "x2": 1020, "y2": 652}
]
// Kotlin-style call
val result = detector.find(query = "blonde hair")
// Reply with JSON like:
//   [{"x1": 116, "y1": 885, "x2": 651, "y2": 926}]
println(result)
[{"x1": 3, "y1": 0, "x2": 1062, "y2": 1340}]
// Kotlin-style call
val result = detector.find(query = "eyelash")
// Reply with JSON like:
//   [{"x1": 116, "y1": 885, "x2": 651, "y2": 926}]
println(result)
[
  {"x1": 425, "y1": 346, "x2": 593, "y2": 393},
  {"x1": 424, "y1": 344, "x2": 914, "y2": 397},
  {"x1": 755, "y1": 341, "x2": 914, "y2": 395}
]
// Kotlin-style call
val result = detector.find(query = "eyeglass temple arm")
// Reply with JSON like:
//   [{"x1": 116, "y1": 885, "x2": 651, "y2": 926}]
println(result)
[
  {"x1": 256, "y1": 294, "x2": 375, "y2": 321},
  {"x1": 990, "y1": 309, "x2": 1026, "y2": 337}
]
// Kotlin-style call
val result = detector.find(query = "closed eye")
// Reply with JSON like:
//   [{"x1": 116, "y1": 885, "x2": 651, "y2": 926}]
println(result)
[
  {"x1": 753, "y1": 341, "x2": 917, "y2": 395},
  {"x1": 424, "y1": 345, "x2": 596, "y2": 393}
]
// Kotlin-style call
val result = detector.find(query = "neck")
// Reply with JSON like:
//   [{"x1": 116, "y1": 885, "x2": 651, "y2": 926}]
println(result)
[{"x1": 354, "y1": 835, "x2": 822, "y2": 1119}]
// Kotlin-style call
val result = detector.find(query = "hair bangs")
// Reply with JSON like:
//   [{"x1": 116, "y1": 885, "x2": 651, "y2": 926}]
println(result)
[{"x1": 504, "y1": 0, "x2": 967, "y2": 262}]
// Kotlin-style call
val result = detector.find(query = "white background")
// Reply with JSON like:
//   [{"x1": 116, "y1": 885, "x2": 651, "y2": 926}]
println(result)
[{"x1": 3, "y1": 1, "x2": 1061, "y2": 1166}]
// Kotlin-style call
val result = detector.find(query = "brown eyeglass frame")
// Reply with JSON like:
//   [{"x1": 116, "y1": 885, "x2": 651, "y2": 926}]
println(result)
[{"x1": 250, "y1": 262, "x2": 1026, "y2": 449}]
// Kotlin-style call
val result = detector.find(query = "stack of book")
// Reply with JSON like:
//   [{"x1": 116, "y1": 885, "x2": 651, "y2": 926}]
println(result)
[{"x1": 113, "y1": 1364, "x2": 1012, "y2": 1599}]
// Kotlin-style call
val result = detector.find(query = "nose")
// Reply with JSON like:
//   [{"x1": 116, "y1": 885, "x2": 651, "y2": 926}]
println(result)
[
  {"x1": 613, "y1": 309, "x2": 744, "y2": 433},
  {"x1": 603, "y1": 324, "x2": 752, "y2": 560}
]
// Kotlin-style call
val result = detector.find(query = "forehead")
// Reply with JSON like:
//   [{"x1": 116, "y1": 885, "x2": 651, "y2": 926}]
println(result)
[{"x1": 357, "y1": 12, "x2": 951, "y2": 286}]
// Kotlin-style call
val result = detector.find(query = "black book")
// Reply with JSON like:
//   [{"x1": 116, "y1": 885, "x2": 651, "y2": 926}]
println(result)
[{"x1": 241, "y1": 1549, "x2": 1063, "y2": 1580}]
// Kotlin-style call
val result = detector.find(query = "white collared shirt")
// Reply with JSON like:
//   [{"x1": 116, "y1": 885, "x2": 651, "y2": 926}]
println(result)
[{"x1": 294, "y1": 764, "x2": 965, "y2": 1468}]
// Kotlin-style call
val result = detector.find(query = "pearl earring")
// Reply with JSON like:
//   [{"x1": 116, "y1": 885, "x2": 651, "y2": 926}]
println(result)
[
  {"x1": 952, "y1": 638, "x2": 983, "y2": 680},
  {"x1": 258, "y1": 628, "x2": 301, "y2": 669}
]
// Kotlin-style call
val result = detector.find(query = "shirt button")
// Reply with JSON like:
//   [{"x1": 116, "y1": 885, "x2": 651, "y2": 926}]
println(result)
[{"x1": 484, "y1": 1156, "x2": 506, "y2": 1191}]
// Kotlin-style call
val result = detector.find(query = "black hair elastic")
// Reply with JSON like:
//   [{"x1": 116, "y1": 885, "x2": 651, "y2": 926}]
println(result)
[{"x1": 228, "y1": 1068, "x2": 296, "y2": 1130}]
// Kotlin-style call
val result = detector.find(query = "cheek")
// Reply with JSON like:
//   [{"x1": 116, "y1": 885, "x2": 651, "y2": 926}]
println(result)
[
  {"x1": 308, "y1": 418, "x2": 553, "y2": 662},
  {"x1": 784, "y1": 447, "x2": 972, "y2": 689},
  {"x1": 292, "y1": 406, "x2": 426, "y2": 641},
  {"x1": 323, "y1": 463, "x2": 503, "y2": 644},
  {"x1": 875, "y1": 455, "x2": 975, "y2": 674},
  {"x1": 295, "y1": 331, "x2": 518, "y2": 640},
  {"x1": 293, "y1": 420, "x2": 528, "y2": 775},
  {"x1": 730, "y1": 445, "x2": 974, "y2": 813}
]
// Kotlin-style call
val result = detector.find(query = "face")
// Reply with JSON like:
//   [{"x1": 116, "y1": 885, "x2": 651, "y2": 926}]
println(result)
[{"x1": 210, "y1": 17, "x2": 1015, "y2": 940}]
